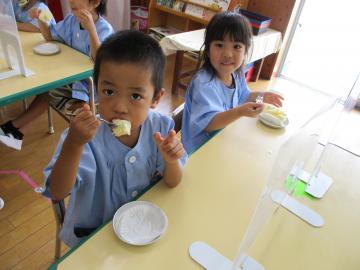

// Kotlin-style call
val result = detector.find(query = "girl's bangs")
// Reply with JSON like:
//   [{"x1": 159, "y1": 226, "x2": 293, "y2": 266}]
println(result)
[{"x1": 211, "y1": 21, "x2": 248, "y2": 43}]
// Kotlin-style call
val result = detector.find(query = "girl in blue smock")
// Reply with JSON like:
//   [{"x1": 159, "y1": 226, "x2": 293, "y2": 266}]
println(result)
[
  {"x1": 0, "y1": 0, "x2": 113, "y2": 151},
  {"x1": 181, "y1": 12, "x2": 283, "y2": 154},
  {"x1": 43, "y1": 31, "x2": 185, "y2": 247},
  {"x1": 12, "y1": 0, "x2": 55, "y2": 32}
]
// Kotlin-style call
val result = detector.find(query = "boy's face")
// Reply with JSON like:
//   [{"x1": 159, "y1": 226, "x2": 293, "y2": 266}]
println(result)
[{"x1": 97, "y1": 61, "x2": 163, "y2": 135}]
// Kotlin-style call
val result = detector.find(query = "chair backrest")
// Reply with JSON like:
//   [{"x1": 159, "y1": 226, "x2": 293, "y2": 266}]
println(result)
[{"x1": 171, "y1": 103, "x2": 184, "y2": 133}]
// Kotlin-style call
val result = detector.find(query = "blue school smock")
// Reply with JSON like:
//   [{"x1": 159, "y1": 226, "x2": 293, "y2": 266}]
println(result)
[
  {"x1": 181, "y1": 69, "x2": 250, "y2": 154},
  {"x1": 43, "y1": 110, "x2": 176, "y2": 247},
  {"x1": 49, "y1": 14, "x2": 113, "y2": 101},
  {"x1": 12, "y1": 1, "x2": 55, "y2": 28}
]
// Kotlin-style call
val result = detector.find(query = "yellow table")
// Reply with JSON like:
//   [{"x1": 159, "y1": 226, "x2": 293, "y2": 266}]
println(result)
[
  {"x1": 50, "y1": 80, "x2": 360, "y2": 270},
  {"x1": 0, "y1": 32, "x2": 93, "y2": 106}
]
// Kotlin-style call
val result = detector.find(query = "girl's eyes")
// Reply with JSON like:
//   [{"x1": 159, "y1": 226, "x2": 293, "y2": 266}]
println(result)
[
  {"x1": 234, "y1": 44, "x2": 243, "y2": 49},
  {"x1": 131, "y1": 93, "x2": 142, "y2": 101},
  {"x1": 103, "y1": 89, "x2": 114, "y2": 96},
  {"x1": 213, "y1": 42, "x2": 244, "y2": 49}
]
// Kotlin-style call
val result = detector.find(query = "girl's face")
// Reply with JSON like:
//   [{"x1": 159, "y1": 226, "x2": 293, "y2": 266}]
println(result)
[
  {"x1": 97, "y1": 61, "x2": 163, "y2": 140},
  {"x1": 68, "y1": 0, "x2": 98, "y2": 13},
  {"x1": 209, "y1": 34, "x2": 246, "y2": 83}
]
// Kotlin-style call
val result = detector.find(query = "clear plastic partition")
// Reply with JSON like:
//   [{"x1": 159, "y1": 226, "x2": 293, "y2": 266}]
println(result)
[
  {"x1": 230, "y1": 75, "x2": 360, "y2": 270},
  {"x1": 0, "y1": 0, "x2": 32, "y2": 80},
  {"x1": 190, "y1": 78, "x2": 360, "y2": 269}
]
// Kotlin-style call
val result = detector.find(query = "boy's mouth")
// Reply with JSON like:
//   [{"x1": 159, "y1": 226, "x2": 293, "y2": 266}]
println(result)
[{"x1": 221, "y1": 62, "x2": 234, "y2": 66}]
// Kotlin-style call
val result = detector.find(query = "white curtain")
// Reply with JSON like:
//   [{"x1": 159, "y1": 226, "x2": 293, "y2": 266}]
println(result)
[{"x1": 59, "y1": 0, "x2": 130, "y2": 31}]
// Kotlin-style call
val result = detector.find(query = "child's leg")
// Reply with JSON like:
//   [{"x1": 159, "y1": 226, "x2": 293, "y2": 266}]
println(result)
[
  {"x1": 12, "y1": 93, "x2": 51, "y2": 134},
  {"x1": 0, "y1": 93, "x2": 50, "y2": 150}
]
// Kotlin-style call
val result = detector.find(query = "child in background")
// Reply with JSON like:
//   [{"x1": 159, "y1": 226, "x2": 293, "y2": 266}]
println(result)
[
  {"x1": 181, "y1": 12, "x2": 283, "y2": 154},
  {"x1": 0, "y1": 0, "x2": 113, "y2": 150},
  {"x1": 42, "y1": 31, "x2": 185, "y2": 247},
  {"x1": 12, "y1": 0, "x2": 55, "y2": 32}
]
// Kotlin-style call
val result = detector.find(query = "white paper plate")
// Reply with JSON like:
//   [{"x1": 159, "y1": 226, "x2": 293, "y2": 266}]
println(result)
[
  {"x1": 33, "y1": 42, "x2": 60, "y2": 56},
  {"x1": 259, "y1": 113, "x2": 289, "y2": 129},
  {"x1": 113, "y1": 201, "x2": 168, "y2": 246}
]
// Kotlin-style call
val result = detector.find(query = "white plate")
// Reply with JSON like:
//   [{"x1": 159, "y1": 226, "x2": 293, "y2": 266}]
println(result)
[
  {"x1": 33, "y1": 42, "x2": 60, "y2": 56},
  {"x1": 259, "y1": 113, "x2": 289, "y2": 129},
  {"x1": 113, "y1": 201, "x2": 168, "y2": 246}
]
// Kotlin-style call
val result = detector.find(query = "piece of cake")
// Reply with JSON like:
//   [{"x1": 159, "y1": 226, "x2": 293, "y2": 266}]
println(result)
[
  {"x1": 112, "y1": 119, "x2": 131, "y2": 137},
  {"x1": 260, "y1": 104, "x2": 287, "y2": 126},
  {"x1": 38, "y1": 9, "x2": 54, "y2": 23}
]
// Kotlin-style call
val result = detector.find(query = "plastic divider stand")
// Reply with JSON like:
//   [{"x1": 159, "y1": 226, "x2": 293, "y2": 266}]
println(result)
[
  {"x1": 190, "y1": 76, "x2": 360, "y2": 270},
  {"x1": 0, "y1": 0, "x2": 33, "y2": 80}
]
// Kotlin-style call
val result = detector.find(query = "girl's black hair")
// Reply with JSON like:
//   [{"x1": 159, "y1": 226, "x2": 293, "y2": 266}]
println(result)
[
  {"x1": 94, "y1": 0, "x2": 106, "y2": 15},
  {"x1": 94, "y1": 30, "x2": 165, "y2": 98},
  {"x1": 201, "y1": 11, "x2": 253, "y2": 77}
]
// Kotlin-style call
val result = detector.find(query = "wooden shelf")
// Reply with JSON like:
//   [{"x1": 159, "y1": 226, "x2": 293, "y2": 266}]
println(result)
[
  {"x1": 182, "y1": 0, "x2": 222, "y2": 12},
  {"x1": 154, "y1": 4, "x2": 209, "y2": 25}
]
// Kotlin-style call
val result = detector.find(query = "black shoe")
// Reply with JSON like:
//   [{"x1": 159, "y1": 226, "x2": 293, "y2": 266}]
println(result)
[{"x1": 0, "y1": 121, "x2": 24, "y2": 150}]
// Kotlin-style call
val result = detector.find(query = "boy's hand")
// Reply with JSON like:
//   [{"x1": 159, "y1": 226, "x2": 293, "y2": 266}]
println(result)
[
  {"x1": 28, "y1": 7, "x2": 41, "y2": 19},
  {"x1": 74, "y1": 9, "x2": 96, "y2": 33},
  {"x1": 263, "y1": 92, "x2": 283, "y2": 107},
  {"x1": 237, "y1": 102, "x2": 264, "y2": 117},
  {"x1": 67, "y1": 104, "x2": 100, "y2": 146},
  {"x1": 154, "y1": 130, "x2": 184, "y2": 164}
]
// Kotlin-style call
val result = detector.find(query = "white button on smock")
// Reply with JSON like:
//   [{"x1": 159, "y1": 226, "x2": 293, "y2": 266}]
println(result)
[
  {"x1": 131, "y1": 191, "x2": 138, "y2": 198},
  {"x1": 129, "y1": 156, "x2": 136, "y2": 163}
]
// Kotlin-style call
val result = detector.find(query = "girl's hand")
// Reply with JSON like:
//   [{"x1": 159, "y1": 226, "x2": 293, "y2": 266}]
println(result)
[
  {"x1": 28, "y1": 7, "x2": 41, "y2": 19},
  {"x1": 237, "y1": 102, "x2": 264, "y2": 117},
  {"x1": 154, "y1": 130, "x2": 184, "y2": 164},
  {"x1": 74, "y1": 9, "x2": 96, "y2": 33},
  {"x1": 263, "y1": 92, "x2": 283, "y2": 107},
  {"x1": 67, "y1": 104, "x2": 100, "y2": 146}
]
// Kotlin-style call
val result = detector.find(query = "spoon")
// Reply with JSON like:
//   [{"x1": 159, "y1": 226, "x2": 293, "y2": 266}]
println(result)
[{"x1": 65, "y1": 112, "x2": 119, "y2": 127}]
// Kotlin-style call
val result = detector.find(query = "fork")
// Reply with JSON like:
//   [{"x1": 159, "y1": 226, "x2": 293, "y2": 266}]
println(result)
[
  {"x1": 255, "y1": 93, "x2": 264, "y2": 104},
  {"x1": 65, "y1": 113, "x2": 119, "y2": 127}
]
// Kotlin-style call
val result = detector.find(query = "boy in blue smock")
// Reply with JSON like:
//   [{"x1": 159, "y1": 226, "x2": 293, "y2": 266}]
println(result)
[
  {"x1": 12, "y1": 0, "x2": 55, "y2": 32},
  {"x1": 0, "y1": 0, "x2": 113, "y2": 150},
  {"x1": 181, "y1": 12, "x2": 283, "y2": 154},
  {"x1": 42, "y1": 30, "x2": 185, "y2": 248}
]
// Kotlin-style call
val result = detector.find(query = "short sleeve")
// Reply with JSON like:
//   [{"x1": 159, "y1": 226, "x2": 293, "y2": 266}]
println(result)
[
  {"x1": 43, "y1": 130, "x2": 68, "y2": 199},
  {"x1": 42, "y1": 129, "x2": 97, "y2": 199},
  {"x1": 238, "y1": 72, "x2": 251, "y2": 103},
  {"x1": 49, "y1": 14, "x2": 72, "y2": 43},
  {"x1": 189, "y1": 79, "x2": 224, "y2": 136},
  {"x1": 97, "y1": 18, "x2": 114, "y2": 42}
]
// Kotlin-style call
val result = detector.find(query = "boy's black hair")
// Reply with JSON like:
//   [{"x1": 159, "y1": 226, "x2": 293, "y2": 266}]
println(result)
[
  {"x1": 94, "y1": 30, "x2": 165, "y2": 98},
  {"x1": 93, "y1": 0, "x2": 106, "y2": 15},
  {"x1": 201, "y1": 11, "x2": 253, "y2": 77}
]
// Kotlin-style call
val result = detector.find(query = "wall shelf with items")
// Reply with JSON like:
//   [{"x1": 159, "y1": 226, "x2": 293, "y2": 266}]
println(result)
[{"x1": 148, "y1": 0, "x2": 237, "y2": 32}]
